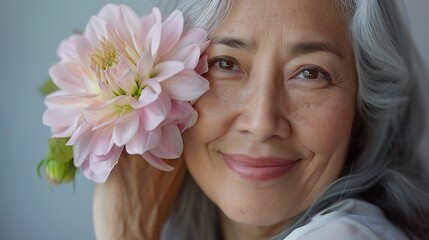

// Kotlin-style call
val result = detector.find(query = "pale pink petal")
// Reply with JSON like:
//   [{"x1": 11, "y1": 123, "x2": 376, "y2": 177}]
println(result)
[
  {"x1": 87, "y1": 145, "x2": 123, "y2": 183},
  {"x1": 173, "y1": 28, "x2": 208, "y2": 51},
  {"x1": 57, "y1": 34, "x2": 86, "y2": 63},
  {"x1": 51, "y1": 116, "x2": 82, "y2": 138},
  {"x1": 67, "y1": 123, "x2": 84, "y2": 145},
  {"x1": 137, "y1": 52, "x2": 154, "y2": 79},
  {"x1": 43, "y1": 99, "x2": 85, "y2": 127},
  {"x1": 158, "y1": 10, "x2": 183, "y2": 56},
  {"x1": 82, "y1": 100, "x2": 118, "y2": 129},
  {"x1": 80, "y1": 160, "x2": 92, "y2": 178},
  {"x1": 49, "y1": 63, "x2": 85, "y2": 92},
  {"x1": 93, "y1": 126, "x2": 115, "y2": 156},
  {"x1": 195, "y1": 55, "x2": 209, "y2": 74},
  {"x1": 118, "y1": 5, "x2": 142, "y2": 43},
  {"x1": 145, "y1": 22, "x2": 162, "y2": 56},
  {"x1": 163, "y1": 100, "x2": 194, "y2": 124},
  {"x1": 139, "y1": 90, "x2": 171, "y2": 131},
  {"x1": 152, "y1": 61, "x2": 185, "y2": 82},
  {"x1": 97, "y1": 4, "x2": 122, "y2": 27},
  {"x1": 126, "y1": 126, "x2": 161, "y2": 154},
  {"x1": 164, "y1": 101, "x2": 198, "y2": 132},
  {"x1": 71, "y1": 124, "x2": 93, "y2": 167},
  {"x1": 150, "y1": 124, "x2": 183, "y2": 159},
  {"x1": 115, "y1": 68, "x2": 136, "y2": 93},
  {"x1": 164, "y1": 44, "x2": 200, "y2": 69},
  {"x1": 44, "y1": 91, "x2": 98, "y2": 105},
  {"x1": 179, "y1": 109, "x2": 198, "y2": 132},
  {"x1": 161, "y1": 70, "x2": 209, "y2": 101},
  {"x1": 130, "y1": 79, "x2": 160, "y2": 109},
  {"x1": 140, "y1": 8, "x2": 162, "y2": 38},
  {"x1": 112, "y1": 111, "x2": 139, "y2": 146},
  {"x1": 161, "y1": 28, "x2": 209, "y2": 61},
  {"x1": 142, "y1": 151, "x2": 174, "y2": 171},
  {"x1": 84, "y1": 16, "x2": 108, "y2": 46}
]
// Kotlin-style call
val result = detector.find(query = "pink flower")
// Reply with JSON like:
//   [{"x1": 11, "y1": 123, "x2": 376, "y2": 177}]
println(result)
[{"x1": 42, "y1": 4, "x2": 210, "y2": 183}]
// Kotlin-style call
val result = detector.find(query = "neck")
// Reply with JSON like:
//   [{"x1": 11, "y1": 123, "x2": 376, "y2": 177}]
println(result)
[{"x1": 220, "y1": 212, "x2": 289, "y2": 240}]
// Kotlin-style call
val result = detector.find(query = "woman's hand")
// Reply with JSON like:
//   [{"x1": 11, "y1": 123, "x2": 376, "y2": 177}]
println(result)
[{"x1": 92, "y1": 152, "x2": 186, "y2": 240}]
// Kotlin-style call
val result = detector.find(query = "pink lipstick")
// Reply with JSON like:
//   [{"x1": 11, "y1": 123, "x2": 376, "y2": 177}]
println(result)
[{"x1": 222, "y1": 154, "x2": 297, "y2": 181}]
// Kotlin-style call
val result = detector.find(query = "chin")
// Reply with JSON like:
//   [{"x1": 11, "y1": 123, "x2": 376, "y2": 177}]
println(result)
[{"x1": 215, "y1": 190, "x2": 295, "y2": 228}]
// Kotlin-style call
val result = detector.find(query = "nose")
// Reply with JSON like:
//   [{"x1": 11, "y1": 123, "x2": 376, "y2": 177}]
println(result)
[{"x1": 234, "y1": 60, "x2": 291, "y2": 141}]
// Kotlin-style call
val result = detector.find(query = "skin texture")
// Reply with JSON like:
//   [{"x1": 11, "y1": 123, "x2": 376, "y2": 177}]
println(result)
[{"x1": 183, "y1": 0, "x2": 357, "y2": 239}]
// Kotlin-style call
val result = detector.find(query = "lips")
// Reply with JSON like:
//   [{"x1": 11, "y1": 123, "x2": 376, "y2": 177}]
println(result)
[{"x1": 222, "y1": 153, "x2": 297, "y2": 181}]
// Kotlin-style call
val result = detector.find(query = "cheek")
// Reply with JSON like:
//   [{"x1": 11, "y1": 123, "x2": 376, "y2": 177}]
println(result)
[
  {"x1": 290, "y1": 90, "x2": 356, "y2": 155},
  {"x1": 182, "y1": 89, "x2": 236, "y2": 193}
]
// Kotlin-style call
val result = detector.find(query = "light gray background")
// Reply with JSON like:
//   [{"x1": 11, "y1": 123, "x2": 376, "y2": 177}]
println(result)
[{"x1": 0, "y1": 1, "x2": 428, "y2": 239}]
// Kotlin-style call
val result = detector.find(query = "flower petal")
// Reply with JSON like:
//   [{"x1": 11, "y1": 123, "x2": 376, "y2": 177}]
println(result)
[
  {"x1": 164, "y1": 101, "x2": 198, "y2": 132},
  {"x1": 126, "y1": 126, "x2": 161, "y2": 154},
  {"x1": 161, "y1": 70, "x2": 209, "y2": 101},
  {"x1": 130, "y1": 79, "x2": 160, "y2": 109},
  {"x1": 165, "y1": 44, "x2": 200, "y2": 70},
  {"x1": 84, "y1": 16, "x2": 108, "y2": 46},
  {"x1": 145, "y1": 22, "x2": 162, "y2": 56},
  {"x1": 49, "y1": 63, "x2": 85, "y2": 92},
  {"x1": 70, "y1": 124, "x2": 93, "y2": 167},
  {"x1": 140, "y1": 8, "x2": 162, "y2": 39},
  {"x1": 195, "y1": 55, "x2": 209, "y2": 74},
  {"x1": 57, "y1": 34, "x2": 87, "y2": 63},
  {"x1": 158, "y1": 10, "x2": 183, "y2": 56},
  {"x1": 150, "y1": 125, "x2": 183, "y2": 159},
  {"x1": 85, "y1": 145, "x2": 122, "y2": 183},
  {"x1": 142, "y1": 151, "x2": 174, "y2": 172},
  {"x1": 93, "y1": 126, "x2": 115, "y2": 156},
  {"x1": 115, "y1": 68, "x2": 136, "y2": 93},
  {"x1": 112, "y1": 111, "x2": 139, "y2": 146},
  {"x1": 161, "y1": 28, "x2": 209, "y2": 61},
  {"x1": 137, "y1": 52, "x2": 154, "y2": 79},
  {"x1": 139, "y1": 90, "x2": 171, "y2": 131},
  {"x1": 152, "y1": 61, "x2": 185, "y2": 82}
]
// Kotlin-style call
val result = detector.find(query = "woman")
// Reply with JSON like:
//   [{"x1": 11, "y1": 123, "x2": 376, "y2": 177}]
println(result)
[{"x1": 93, "y1": 0, "x2": 429, "y2": 239}]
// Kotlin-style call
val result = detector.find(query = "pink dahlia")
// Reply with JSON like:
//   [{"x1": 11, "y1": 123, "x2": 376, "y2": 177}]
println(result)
[{"x1": 42, "y1": 4, "x2": 210, "y2": 183}]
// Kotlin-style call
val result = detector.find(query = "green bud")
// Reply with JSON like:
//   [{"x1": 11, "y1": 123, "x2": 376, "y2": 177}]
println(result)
[
  {"x1": 43, "y1": 159, "x2": 77, "y2": 184},
  {"x1": 47, "y1": 138, "x2": 73, "y2": 163}
]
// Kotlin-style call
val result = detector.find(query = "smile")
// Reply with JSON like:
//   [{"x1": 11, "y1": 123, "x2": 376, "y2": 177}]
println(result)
[{"x1": 222, "y1": 153, "x2": 298, "y2": 181}]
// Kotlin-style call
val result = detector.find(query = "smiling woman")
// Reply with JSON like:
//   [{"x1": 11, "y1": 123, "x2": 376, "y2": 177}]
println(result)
[{"x1": 92, "y1": 0, "x2": 429, "y2": 239}]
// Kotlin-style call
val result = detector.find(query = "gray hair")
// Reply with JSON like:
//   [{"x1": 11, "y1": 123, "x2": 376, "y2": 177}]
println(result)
[{"x1": 157, "y1": 0, "x2": 429, "y2": 239}]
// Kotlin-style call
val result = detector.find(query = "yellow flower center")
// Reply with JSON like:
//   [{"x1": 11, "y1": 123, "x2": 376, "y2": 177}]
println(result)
[{"x1": 90, "y1": 40, "x2": 118, "y2": 72}]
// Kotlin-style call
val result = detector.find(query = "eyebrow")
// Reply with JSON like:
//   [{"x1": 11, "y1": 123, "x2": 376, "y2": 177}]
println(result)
[
  {"x1": 211, "y1": 37, "x2": 256, "y2": 50},
  {"x1": 211, "y1": 37, "x2": 344, "y2": 59},
  {"x1": 288, "y1": 41, "x2": 344, "y2": 59}
]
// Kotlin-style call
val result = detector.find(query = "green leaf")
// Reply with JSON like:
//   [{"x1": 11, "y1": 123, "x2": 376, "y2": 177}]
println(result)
[
  {"x1": 39, "y1": 78, "x2": 59, "y2": 96},
  {"x1": 47, "y1": 138, "x2": 73, "y2": 163},
  {"x1": 37, "y1": 159, "x2": 46, "y2": 178}
]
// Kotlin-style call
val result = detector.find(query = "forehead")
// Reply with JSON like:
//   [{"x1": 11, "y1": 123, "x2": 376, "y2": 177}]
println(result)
[
  {"x1": 212, "y1": 0, "x2": 351, "y2": 55},
  {"x1": 221, "y1": 0, "x2": 345, "y2": 28}
]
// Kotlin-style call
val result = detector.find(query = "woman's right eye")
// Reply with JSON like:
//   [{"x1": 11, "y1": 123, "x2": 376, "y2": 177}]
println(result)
[{"x1": 207, "y1": 56, "x2": 244, "y2": 76}]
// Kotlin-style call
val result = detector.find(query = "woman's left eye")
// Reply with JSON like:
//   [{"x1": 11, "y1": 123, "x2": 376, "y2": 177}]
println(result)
[{"x1": 295, "y1": 66, "x2": 332, "y2": 81}]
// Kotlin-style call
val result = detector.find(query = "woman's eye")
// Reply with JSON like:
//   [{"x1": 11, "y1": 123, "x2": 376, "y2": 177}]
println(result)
[
  {"x1": 208, "y1": 56, "x2": 242, "y2": 72},
  {"x1": 206, "y1": 56, "x2": 245, "y2": 80},
  {"x1": 295, "y1": 67, "x2": 331, "y2": 81}
]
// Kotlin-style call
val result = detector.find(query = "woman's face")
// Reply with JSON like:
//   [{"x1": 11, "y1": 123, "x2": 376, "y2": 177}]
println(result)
[{"x1": 183, "y1": 0, "x2": 357, "y2": 232}]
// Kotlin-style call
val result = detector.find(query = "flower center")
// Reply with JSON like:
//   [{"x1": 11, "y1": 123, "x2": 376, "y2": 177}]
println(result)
[{"x1": 90, "y1": 40, "x2": 119, "y2": 72}]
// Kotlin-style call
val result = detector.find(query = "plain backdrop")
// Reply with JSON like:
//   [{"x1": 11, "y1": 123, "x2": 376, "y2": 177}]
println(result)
[{"x1": 0, "y1": 0, "x2": 428, "y2": 239}]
